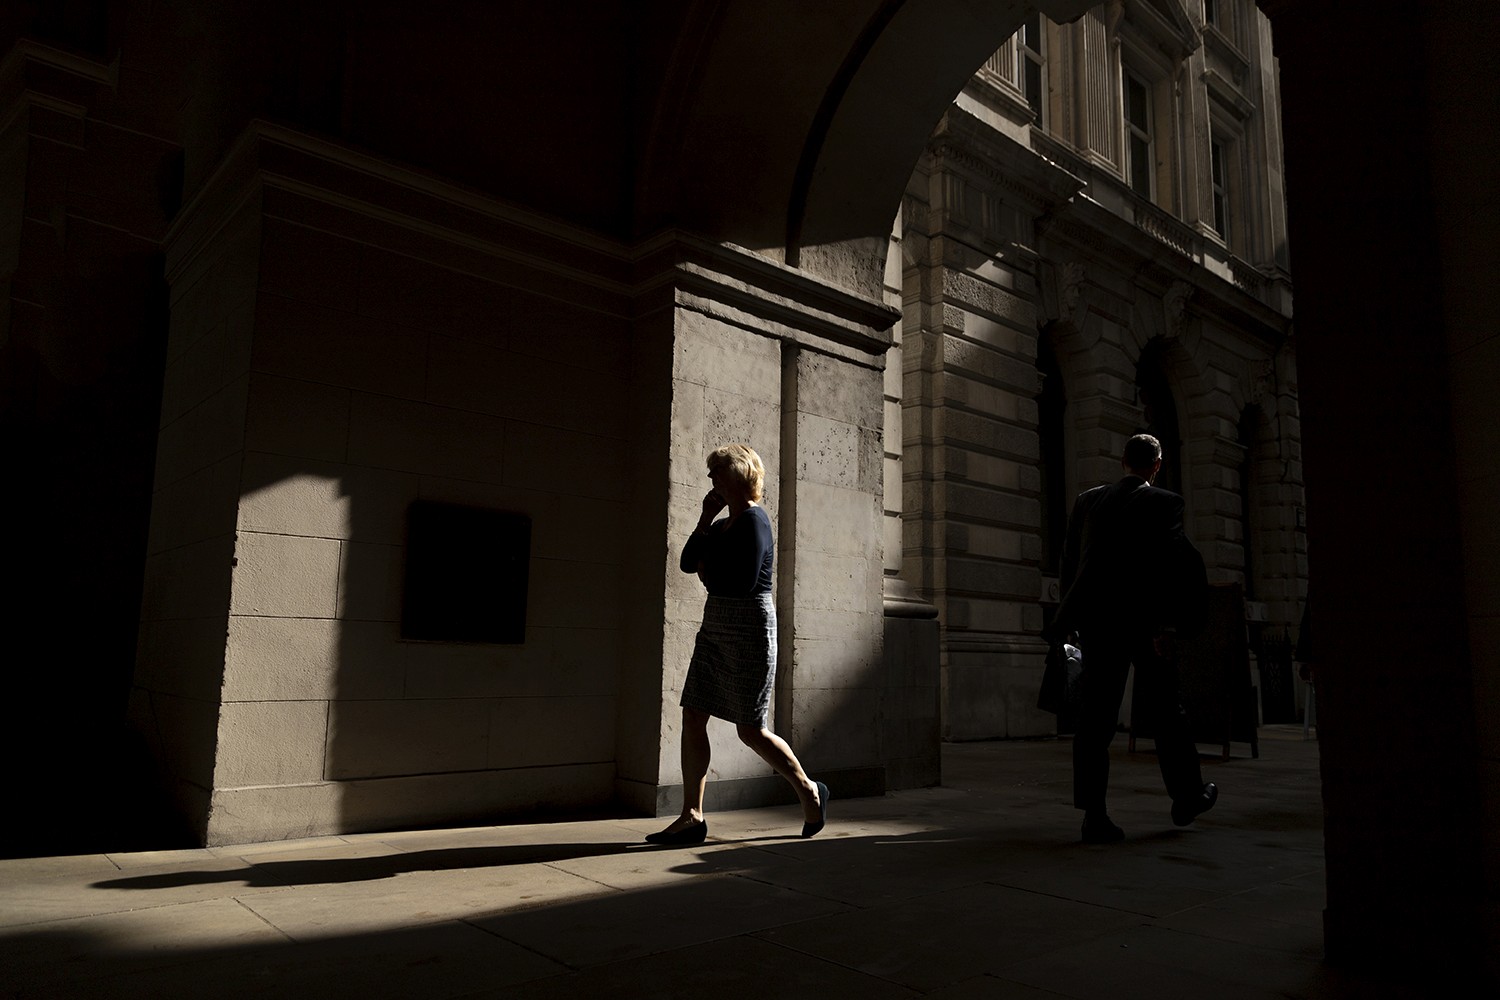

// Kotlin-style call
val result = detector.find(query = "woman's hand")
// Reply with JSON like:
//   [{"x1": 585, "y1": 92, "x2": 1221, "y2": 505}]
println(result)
[{"x1": 698, "y1": 490, "x2": 727, "y2": 530}]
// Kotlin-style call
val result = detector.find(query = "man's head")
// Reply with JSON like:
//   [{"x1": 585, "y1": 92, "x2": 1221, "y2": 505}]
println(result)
[{"x1": 1122, "y1": 433, "x2": 1163, "y2": 481}]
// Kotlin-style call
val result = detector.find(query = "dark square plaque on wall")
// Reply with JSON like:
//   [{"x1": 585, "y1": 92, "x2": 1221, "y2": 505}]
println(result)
[{"x1": 401, "y1": 501, "x2": 531, "y2": 644}]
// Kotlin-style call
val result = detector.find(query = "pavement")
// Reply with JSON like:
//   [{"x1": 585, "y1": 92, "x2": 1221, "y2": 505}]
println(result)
[{"x1": 0, "y1": 727, "x2": 1428, "y2": 999}]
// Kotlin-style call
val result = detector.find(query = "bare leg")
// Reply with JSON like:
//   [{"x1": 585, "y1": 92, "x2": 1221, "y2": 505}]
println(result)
[
  {"x1": 737, "y1": 724, "x2": 821, "y2": 824},
  {"x1": 657, "y1": 708, "x2": 711, "y2": 835}
]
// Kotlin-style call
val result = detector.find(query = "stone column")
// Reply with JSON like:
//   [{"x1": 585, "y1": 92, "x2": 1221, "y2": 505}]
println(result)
[
  {"x1": 902, "y1": 127, "x2": 1061, "y2": 741},
  {"x1": 138, "y1": 124, "x2": 640, "y2": 845},
  {"x1": 622, "y1": 236, "x2": 899, "y2": 816},
  {"x1": 1262, "y1": 0, "x2": 1494, "y2": 974}
]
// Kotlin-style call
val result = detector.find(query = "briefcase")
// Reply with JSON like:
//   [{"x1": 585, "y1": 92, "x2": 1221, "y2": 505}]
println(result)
[{"x1": 1037, "y1": 639, "x2": 1083, "y2": 715}]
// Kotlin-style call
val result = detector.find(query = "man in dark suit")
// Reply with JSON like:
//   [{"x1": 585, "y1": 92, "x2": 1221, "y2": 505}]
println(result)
[{"x1": 1048, "y1": 434, "x2": 1217, "y2": 843}]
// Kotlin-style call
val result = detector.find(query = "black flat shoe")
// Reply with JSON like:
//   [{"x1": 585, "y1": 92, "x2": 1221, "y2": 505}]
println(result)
[
  {"x1": 801, "y1": 781, "x2": 830, "y2": 838},
  {"x1": 645, "y1": 820, "x2": 707, "y2": 845},
  {"x1": 1081, "y1": 814, "x2": 1125, "y2": 844},
  {"x1": 1171, "y1": 782, "x2": 1219, "y2": 827}
]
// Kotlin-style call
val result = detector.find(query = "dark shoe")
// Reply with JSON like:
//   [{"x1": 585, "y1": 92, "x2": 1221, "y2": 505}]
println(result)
[
  {"x1": 645, "y1": 819, "x2": 707, "y2": 845},
  {"x1": 1081, "y1": 814, "x2": 1125, "y2": 844},
  {"x1": 1171, "y1": 782, "x2": 1219, "y2": 827},
  {"x1": 801, "y1": 781, "x2": 830, "y2": 838}
]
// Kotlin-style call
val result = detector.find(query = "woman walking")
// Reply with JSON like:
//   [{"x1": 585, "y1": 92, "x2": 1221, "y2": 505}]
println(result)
[{"x1": 646, "y1": 443, "x2": 829, "y2": 845}]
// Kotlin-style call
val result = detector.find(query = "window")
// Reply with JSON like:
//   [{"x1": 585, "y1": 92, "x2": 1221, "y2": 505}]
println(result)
[
  {"x1": 1018, "y1": 13, "x2": 1046, "y2": 125},
  {"x1": 1204, "y1": 0, "x2": 1238, "y2": 45},
  {"x1": 1210, "y1": 135, "x2": 1230, "y2": 240},
  {"x1": 1124, "y1": 70, "x2": 1153, "y2": 199}
]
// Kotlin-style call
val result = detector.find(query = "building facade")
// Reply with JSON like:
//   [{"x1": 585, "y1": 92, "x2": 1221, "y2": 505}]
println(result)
[{"x1": 899, "y1": 1, "x2": 1301, "y2": 739}]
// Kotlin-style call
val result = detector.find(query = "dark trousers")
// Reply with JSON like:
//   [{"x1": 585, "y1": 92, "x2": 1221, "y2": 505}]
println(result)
[{"x1": 1072, "y1": 630, "x2": 1203, "y2": 812}]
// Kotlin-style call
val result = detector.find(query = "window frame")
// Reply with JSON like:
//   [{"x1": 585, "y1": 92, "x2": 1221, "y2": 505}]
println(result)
[
  {"x1": 1210, "y1": 133, "x2": 1230, "y2": 242},
  {"x1": 1017, "y1": 12, "x2": 1048, "y2": 127},
  {"x1": 1123, "y1": 66, "x2": 1156, "y2": 202}
]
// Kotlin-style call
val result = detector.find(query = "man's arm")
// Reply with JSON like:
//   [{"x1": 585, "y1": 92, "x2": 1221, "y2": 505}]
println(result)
[
  {"x1": 1059, "y1": 491, "x2": 1090, "y2": 596},
  {"x1": 1050, "y1": 490, "x2": 1095, "y2": 643}
]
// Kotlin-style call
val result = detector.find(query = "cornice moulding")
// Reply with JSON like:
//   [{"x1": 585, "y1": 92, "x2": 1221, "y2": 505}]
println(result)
[
  {"x1": 167, "y1": 121, "x2": 894, "y2": 361},
  {"x1": 0, "y1": 39, "x2": 116, "y2": 134},
  {"x1": 1203, "y1": 67, "x2": 1256, "y2": 117},
  {"x1": 636, "y1": 232, "x2": 897, "y2": 363}
]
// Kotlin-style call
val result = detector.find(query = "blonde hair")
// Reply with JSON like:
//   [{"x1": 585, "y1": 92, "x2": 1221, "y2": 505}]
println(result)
[{"x1": 707, "y1": 443, "x2": 765, "y2": 502}]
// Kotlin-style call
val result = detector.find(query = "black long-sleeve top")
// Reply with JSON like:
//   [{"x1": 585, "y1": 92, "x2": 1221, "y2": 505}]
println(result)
[{"x1": 679, "y1": 506, "x2": 774, "y2": 596}]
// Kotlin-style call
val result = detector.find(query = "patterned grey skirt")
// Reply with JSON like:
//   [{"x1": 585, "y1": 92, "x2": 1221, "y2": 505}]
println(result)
[{"x1": 681, "y1": 593, "x2": 777, "y2": 727}]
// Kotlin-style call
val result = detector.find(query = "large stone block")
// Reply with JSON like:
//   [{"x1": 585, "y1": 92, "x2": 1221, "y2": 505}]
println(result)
[
  {"x1": 246, "y1": 456, "x2": 417, "y2": 544},
  {"x1": 959, "y1": 523, "x2": 1025, "y2": 561},
  {"x1": 940, "y1": 410, "x2": 1040, "y2": 462},
  {"x1": 243, "y1": 374, "x2": 351, "y2": 463},
  {"x1": 402, "y1": 638, "x2": 543, "y2": 700},
  {"x1": 503, "y1": 421, "x2": 627, "y2": 500},
  {"x1": 937, "y1": 480, "x2": 1040, "y2": 526},
  {"x1": 236, "y1": 460, "x2": 351, "y2": 540},
  {"x1": 215, "y1": 700, "x2": 329, "y2": 788},
  {"x1": 354, "y1": 246, "x2": 510, "y2": 345},
  {"x1": 792, "y1": 685, "x2": 882, "y2": 767},
  {"x1": 942, "y1": 270, "x2": 1035, "y2": 328},
  {"x1": 148, "y1": 691, "x2": 223, "y2": 791},
  {"x1": 946, "y1": 558, "x2": 1037, "y2": 600},
  {"x1": 796, "y1": 352, "x2": 883, "y2": 429},
  {"x1": 941, "y1": 336, "x2": 1040, "y2": 394},
  {"x1": 795, "y1": 412, "x2": 862, "y2": 491},
  {"x1": 425, "y1": 333, "x2": 629, "y2": 435},
  {"x1": 146, "y1": 455, "x2": 241, "y2": 555},
  {"x1": 347, "y1": 394, "x2": 508, "y2": 483},
  {"x1": 135, "y1": 617, "x2": 230, "y2": 702},
  {"x1": 335, "y1": 620, "x2": 411, "y2": 700},
  {"x1": 795, "y1": 480, "x2": 882, "y2": 558},
  {"x1": 325, "y1": 699, "x2": 492, "y2": 779},
  {"x1": 258, "y1": 217, "x2": 361, "y2": 314},
  {"x1": 253, "y1": 293, "x2": 428, "y2": 399},
  {"x1": 509, "y1": 292, "x2": 631, "y2": 373},
  {"x1": 153, "y1": 376, "x2": 250, "y2": 490},
  {"x1": 415, "y1": 480, "x2": 626, "y2": 566},
  {"x1": 943, "y1": 659, "x2": 1009, "y2": 740},
  {"x1": 790, "y1": 633, "x2": 881, "y2": 689},
  {"x1": 229, "y1": 531, "x2": 341, "y2": 618},
  {"x1": 223, "y1": 616, "x2": 343, "y2": 701},
  {"x1": 487, "y1": 696, "x2": 615, "y2": 769},
  {"x1": 336, "y1": 762, "x2": 618, "y2": 834},
  {"x1": 703, "y1": 393, "x2": 782, "y2": 491},
  {"x1": 205, "y1": 782, "x2": 342, "y2": 846},
  {"x1": 944, "y1": 595, "x2": 1025, "y2": 633},
  {"x1": 336, "y1": 541, "x2": 403, "y2": 623},
  {"x1": 675, "y1": 309, "x2": 782, "y2": 400},
  {"x1": 670, "y1": 379, "x2": 710, "y2": 486},
  {"x1": 941, "y1": 372, "x2": 1026, "y2": 421},
  {"x1": 141, "y1": 534, "x2": 235, "y2": 623},
  {"x1": 794, "y1": 554, "x2": 876, "y2": 614},
  {"x1": 527, "y1": 556, "x2": 622, "y2": 631},
  {"x1": 162, "y1": 294, "x2": 256, "y2": 423}
]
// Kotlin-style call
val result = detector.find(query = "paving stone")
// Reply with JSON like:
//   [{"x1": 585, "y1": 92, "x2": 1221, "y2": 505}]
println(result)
[
  {"x1": 471, "y1": 872, "x2": 854, "y2": 969},
  {"x1": 0, "y1": 857, "x2": 289, "y2": 928},
  {"x1": 997, "y1": 923, "x2": 1335, "y2": 1000},
  {"x1": 0, "y1": 897, "x2": 289, "y2": 994},
  {"x1": 238, "y1": 862, "x2": 616, "y2": 936},
  {"x1": 754, "y1": 881, "x2": 1141, "y2": 993},
  {"x1": 463, "y1": 933, "x2": 916, "y2": 1000}
]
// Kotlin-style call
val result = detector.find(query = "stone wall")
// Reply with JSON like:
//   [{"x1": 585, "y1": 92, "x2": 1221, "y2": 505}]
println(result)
[{"x1": 135, "y1": 125, "x2": 634, "y2": 844}]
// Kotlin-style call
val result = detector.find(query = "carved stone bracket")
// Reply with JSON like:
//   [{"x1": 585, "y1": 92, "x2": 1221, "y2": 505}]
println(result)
[
  {"x1": 1062, "y1": 261, "x2": 1090, "y2": 330},
  {"x1": 1163, "y1": 280, "x2": 1194, "y2": 339}
]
